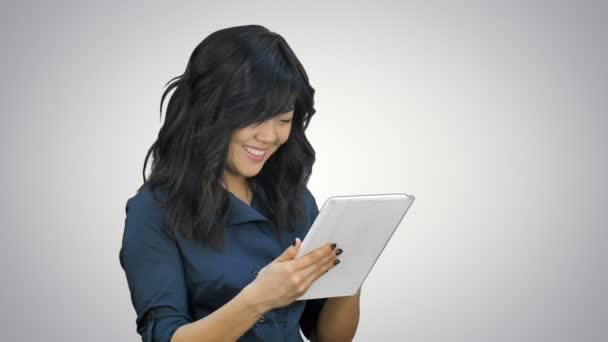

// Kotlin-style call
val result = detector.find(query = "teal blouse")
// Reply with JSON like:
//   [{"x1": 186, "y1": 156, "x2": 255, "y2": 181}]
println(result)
[{"x1": 119, "y1": 183, "x2": 327, "y2": 341}]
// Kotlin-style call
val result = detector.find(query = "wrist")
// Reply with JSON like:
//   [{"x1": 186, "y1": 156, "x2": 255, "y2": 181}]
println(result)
[{"x1": 240, "y1": 283, "x2": 273, "y2": 316}]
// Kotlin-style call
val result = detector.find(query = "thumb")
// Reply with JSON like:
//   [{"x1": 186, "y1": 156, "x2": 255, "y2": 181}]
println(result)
[{"x1": 275, "y1": 237, "x2": 301, "y2": 263}]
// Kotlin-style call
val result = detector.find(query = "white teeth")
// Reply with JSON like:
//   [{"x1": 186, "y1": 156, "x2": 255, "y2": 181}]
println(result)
[{"x1": 243, "y1": 146, "x2": 265, "y2": 156}]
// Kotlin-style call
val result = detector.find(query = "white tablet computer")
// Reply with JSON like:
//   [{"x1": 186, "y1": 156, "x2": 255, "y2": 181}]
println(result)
[{"x1": 294, "y1": 193, "x2": 415, "y2": 300}]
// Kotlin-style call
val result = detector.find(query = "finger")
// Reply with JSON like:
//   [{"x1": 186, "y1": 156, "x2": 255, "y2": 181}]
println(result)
[
  {"x1": 274, "y1": 237, "x2": 301, "y2": 263},
  {"x1": 301, "y1": 253, "x2": 338, "y2": 288},
  {"x1": 291, "y1": 242, "x2": 336, "y2": 271},
  {"x1": 299, "y1": 248, "x2": 337, "y2": 282}
]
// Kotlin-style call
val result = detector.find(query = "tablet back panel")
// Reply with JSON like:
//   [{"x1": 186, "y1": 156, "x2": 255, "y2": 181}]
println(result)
[{"x1": 295, "y1": 193, "x2": 415, "y2": 300}]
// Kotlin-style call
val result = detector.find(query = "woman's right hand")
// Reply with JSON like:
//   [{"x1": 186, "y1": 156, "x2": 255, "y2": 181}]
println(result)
[{"x1": 245, "y1": 238, "x2": 339, "y2": 310}]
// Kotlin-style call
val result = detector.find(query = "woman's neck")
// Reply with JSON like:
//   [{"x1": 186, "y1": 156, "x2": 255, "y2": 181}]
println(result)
[{"x1": 221, "y1": 175, "x2": 253, "y2": 205}]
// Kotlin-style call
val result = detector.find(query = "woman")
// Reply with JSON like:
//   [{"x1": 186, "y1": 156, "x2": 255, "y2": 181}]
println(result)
[{"x1": 119, "y1": 25, "x2": 361, "y2": 342}]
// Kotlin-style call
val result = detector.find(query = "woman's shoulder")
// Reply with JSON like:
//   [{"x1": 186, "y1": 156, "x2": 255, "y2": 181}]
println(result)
[
  {"x1": 302, "y1": 186, "x2": 318, "y2": 208},
  {"x1": 126, "y1": 183, "x2": 169, "y2": 211},
  {"x1": 301, "y1": 185, "x2": 321, "y2": 225},
  {"x1": 302, "y1": 185, "x2": 314, "y2": 199},
  {"x1": 122, "y1": 183, "x2": 171, "y2": 239}
]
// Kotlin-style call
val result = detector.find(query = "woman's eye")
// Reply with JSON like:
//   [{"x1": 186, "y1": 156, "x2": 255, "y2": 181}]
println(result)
[{"x1": 280, "y1": 119, "x2": 292, "y2": 124}]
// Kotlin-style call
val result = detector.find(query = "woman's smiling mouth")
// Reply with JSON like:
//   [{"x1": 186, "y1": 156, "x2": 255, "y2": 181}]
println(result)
[{"x1": 243, "y1": 145, "x2": 267, "y2": 161}]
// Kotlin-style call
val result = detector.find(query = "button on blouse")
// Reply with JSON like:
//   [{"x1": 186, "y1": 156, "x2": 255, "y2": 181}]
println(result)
[{"x1": 119, "y1": 183, "x2": 328, "y2": 342}]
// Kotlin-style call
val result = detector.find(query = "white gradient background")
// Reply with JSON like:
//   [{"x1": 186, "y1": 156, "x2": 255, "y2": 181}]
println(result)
[{"x1": 1, "y1": 1, "x2": 606, "y2": 341}]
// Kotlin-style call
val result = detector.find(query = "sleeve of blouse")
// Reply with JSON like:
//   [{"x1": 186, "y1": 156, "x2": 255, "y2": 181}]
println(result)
[
  {"x1": 299, "y1": 188, "x2": 329, "y2": 341},
  {"x1": 119, "y1": 195, "x2": 192, "y2": 342}
]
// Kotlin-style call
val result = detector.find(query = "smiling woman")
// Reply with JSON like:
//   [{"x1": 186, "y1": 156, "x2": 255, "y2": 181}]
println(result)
[
  {"x1": 118, "y1": 25, "x2": 359, "y2": 342},
  {"x1": 144, "y1": 25, "x2": 316, "y2": 249},
  {"x1": 224, "y1": 109, "x2": 295, "y2": 203}
]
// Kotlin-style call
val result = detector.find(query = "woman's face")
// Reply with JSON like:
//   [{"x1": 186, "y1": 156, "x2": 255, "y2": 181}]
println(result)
[{"x1": 224, "y1": 110, "x2": 294, "y2": 182}]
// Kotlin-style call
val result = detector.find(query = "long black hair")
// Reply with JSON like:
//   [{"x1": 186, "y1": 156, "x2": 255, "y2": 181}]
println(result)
[{"x1": 139, "y1": 25, "x2": 317, "y2": 251}]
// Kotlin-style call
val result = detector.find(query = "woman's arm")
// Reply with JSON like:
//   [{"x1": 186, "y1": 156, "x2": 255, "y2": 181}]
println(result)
[
  {"x1": 171, "y1": 284, "x2": 271, "y2": 342},
  {"x1": 314, "y1": 288, "x2": 361, "y2": 342}
]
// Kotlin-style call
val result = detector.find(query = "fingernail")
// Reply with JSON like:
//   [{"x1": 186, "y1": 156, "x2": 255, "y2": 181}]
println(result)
[
  {"x1": 330, "y1": 243, "x2": 337, "y2": 250},
  {"x1": 333, "y1": 259, "x2": 340, "y2": 265},
  {"x1": 293, "y1": 237, "x2": 299, "y2": 246},
  {"x1": 335, "y1": 248, "x2": 343, "y2": 255}
]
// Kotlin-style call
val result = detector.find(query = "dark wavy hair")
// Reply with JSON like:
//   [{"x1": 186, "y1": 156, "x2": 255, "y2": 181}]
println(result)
[{"x1": 138, "y1": 25, "x2": 317, "y2": 251}]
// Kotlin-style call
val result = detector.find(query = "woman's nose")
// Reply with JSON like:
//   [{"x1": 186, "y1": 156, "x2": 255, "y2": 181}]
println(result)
[{"x1": 255, "y1": 120, "x2": 277, "y2": 144}]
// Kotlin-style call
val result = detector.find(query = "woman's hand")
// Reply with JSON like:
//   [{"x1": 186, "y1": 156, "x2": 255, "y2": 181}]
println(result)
[{"x1": 245, "y1": 238, "x2": 339, "y2": 310}]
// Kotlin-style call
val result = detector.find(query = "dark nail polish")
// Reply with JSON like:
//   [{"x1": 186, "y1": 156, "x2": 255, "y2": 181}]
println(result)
[
  {"x1": 335, "y1": 248, "x2": 343, "y2": 255},
  {"x1": 330, "y1": 243, "x2": 337, "y2": 250},
  {"x1": 333, "y1": 259, "x2": 340, "y2": 265}
]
